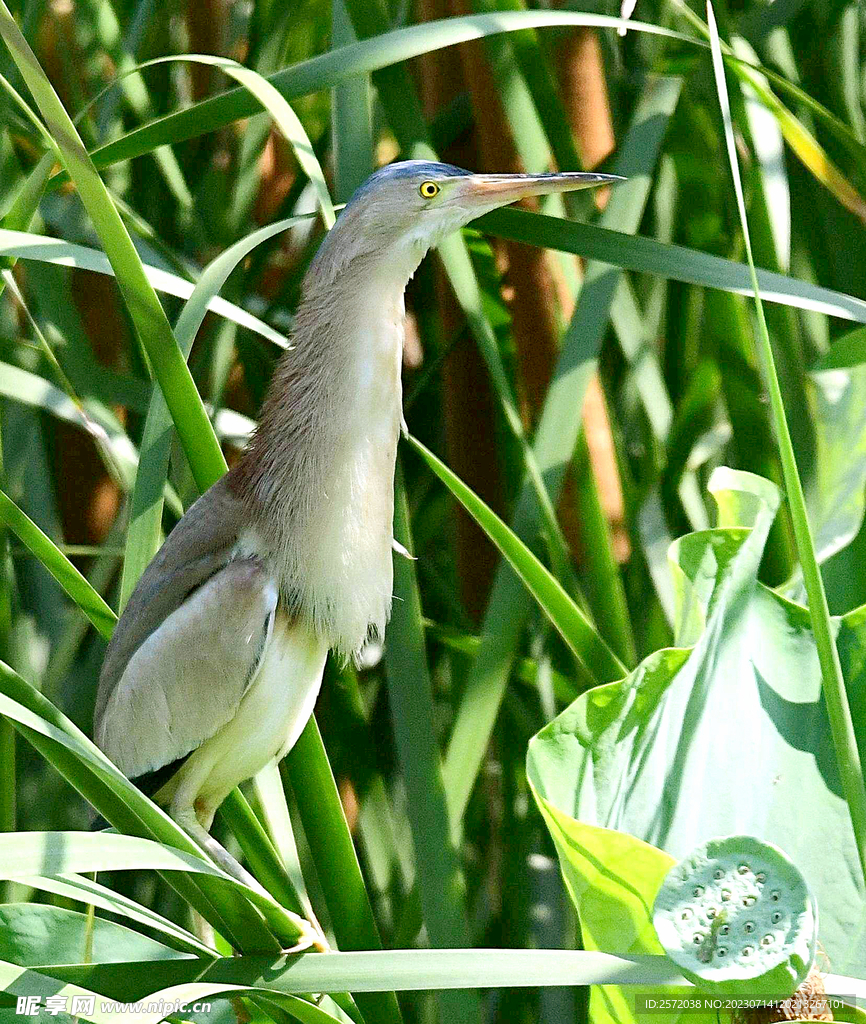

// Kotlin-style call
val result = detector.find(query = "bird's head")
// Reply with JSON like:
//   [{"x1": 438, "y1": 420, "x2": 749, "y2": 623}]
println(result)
[{"x1": 308, "y1": 160, "x2": 623, "y2": 287}]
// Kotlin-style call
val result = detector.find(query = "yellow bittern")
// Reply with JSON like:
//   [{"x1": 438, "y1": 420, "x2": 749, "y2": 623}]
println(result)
[{"x1": 94, "y1": 160, "x2": 620, "y2": 946}]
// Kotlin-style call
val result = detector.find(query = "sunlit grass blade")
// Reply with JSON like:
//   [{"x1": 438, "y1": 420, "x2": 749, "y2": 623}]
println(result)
[
  {"x1": 610, "y1": 278, "x2": 673, "y2": 446},
  {"x1": 0, "y1": 2, "x2": 225, "y2": 492},
  {"x1": 0, "y1": 228, "x2": 289, "y2": 347},
  {"x1": 55, "y1": 950, "x2": 866, "y2": 1000},
  {"x1": 87, "y1": 12, "x2": 692, "y2": 171},
  {"x1": 0, "y1": 491, "x2": 115, "y2": 640},
  {"x1": 409, "y1": 437, "x2": 625, "y2": 684},
  {"x1": 0, "y1": 949, "x2": 730, "y2": 1024},
  {"x1": 13, "y1": 953, "x2": 866, "y2": 1024},
  {"x1": 36, "y1": 950, "x2": 691, "y2": 999},
  {"x1": 480, "y1": 208, "x2": 866, "y2": 325},
  {"x1": 706, "y1": 0, "x2": 866, "y2": 880},
  {"x1": 0, "y1": 829, "x2": 252, "y2": 888}
]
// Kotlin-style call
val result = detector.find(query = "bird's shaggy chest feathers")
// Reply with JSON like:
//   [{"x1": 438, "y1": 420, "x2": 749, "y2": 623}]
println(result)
[
  {"x1": 288, "y1": 288, "x2": 403, "y2": 655},
  {"x1": 237, "y1": 264, "x2": 410, "y2": 661}
]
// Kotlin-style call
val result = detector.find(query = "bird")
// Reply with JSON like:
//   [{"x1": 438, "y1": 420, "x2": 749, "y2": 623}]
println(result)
[{"x1": 93, "y1": 159, "x2": 621, "y2": 946}]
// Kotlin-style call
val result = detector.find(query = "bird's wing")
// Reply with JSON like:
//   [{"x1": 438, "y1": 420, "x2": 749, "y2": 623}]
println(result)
[
  {"x1": 95, "y1": 556, "x2": 278, "y2": 779},
  {"x1": 94, "y1": 472, "x2": 275, "y2": 777}
]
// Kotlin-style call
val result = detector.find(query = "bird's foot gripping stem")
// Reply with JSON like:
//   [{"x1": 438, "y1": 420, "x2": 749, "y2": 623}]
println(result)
[
  {"x1": 180, "y1": 815, "x2": 331, "y2": 950},
  {"x1": 282, "y1": 918, "x2": 330, "y2": 955}
]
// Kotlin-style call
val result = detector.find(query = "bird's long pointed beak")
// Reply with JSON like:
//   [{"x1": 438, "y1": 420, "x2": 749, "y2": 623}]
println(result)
[{"x1": 459, "y1": 171, "x2": 625, "y2": 206}]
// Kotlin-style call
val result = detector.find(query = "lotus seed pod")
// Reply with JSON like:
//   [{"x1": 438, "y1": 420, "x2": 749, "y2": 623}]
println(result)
[{"x1": 652, "y1": 836, "x2": 817, "y2": 997}]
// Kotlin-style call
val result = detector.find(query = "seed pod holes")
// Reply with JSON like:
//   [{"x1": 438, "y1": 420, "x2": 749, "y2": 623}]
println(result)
[{"x1": 652, "y1": 835, "x2": 817, "y2": 995}]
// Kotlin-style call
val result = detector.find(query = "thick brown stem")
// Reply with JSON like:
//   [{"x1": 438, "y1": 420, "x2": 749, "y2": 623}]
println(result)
[
  {"x1": 417, "y1": 0, "x2": 503, "y2": 621},
  {"x1": 185, "y1": 0, "x2": 228, "y2": 101},
  {"x1": 454, "y1": 3, "x2": 561, "y2": 430},
  {"x1": 554, "y1": 19, "x2": 630, "y2": 560}
]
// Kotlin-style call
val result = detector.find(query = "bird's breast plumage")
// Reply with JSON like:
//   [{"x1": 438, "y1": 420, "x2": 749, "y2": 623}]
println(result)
[{"x1": 241, "y1": 274, "x2": 406, "y2": 662}]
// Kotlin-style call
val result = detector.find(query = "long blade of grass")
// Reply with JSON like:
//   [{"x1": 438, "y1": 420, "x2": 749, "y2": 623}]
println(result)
[
  {"x1": 20, "y1": 955, "x2": 866, "y2": 1019},
  {"x1": 84, "y1": 6, "x2": 861, "y2": 194},
  {"x1": 248, "y1": 765, "x2": 313, "y2": 916},
  {"x1": 0, "y1": 3, "x2": 225, "y2": 492},
  {"x1": 409, "y1": 438, "x2": 625, "y2": 683},
  {"x1": 707, "y1": 0, "x2": 866, "y2": 881},
  {"x1": 0, "y1": 958, "x2": 346, "y2": 1024},
  {"x1": 0, "y1": 228, "x2": 289, "y2": 347},
  {"x1": 0, "y1": 829, "x2": 268, "y2": 888},
  {"x1": 0, "y1": 952, "x2": 698, "y2": 1024},
  {"x1": 479, "y1": 208, "x2": 866, "y2": 325},
  {"x1": 0, "y1": 491, "x2": 115, "y2": 640},
  {"x1": 35, "y1": 949, "x2": 693, "y2": 1000},
  {"x1": 87, "y1": 12, "x2": 692, "y2": 171}
]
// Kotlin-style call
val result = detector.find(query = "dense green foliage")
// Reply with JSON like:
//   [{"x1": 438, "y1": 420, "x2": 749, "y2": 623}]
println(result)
[{"x1": 1, "y1": 0, "x2": 865, "y2": 1022}]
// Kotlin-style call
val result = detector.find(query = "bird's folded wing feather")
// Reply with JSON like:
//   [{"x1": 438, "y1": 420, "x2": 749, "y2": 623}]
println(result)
[{"x1": 94, "y1": 473, "x2": 276, "y2": 778}]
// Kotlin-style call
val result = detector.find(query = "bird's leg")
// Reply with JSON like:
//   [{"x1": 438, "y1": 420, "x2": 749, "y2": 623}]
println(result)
[
  {"x1": 169, "y1": 778, "x2": 329, "y2": 953},
  {"x1": 168, "y1": 790, "x2": 269, "y2": 897}
]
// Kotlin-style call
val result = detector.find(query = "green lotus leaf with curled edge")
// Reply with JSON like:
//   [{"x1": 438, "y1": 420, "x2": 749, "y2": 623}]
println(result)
[
  {"x1": 652, "y1": 836, "x2": 817, "y2": 996},
  {"x1": 528, "y1": 467, "x2": 866, "y2": 1024}
]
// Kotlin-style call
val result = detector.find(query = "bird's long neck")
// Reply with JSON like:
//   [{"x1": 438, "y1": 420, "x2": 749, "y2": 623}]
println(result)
[
  {"x1": 231, "y1": 244, "x2": 422, "y2": 656},
  {"x1": 236, "y1": 246, "x2": 418, "y2": 506}
]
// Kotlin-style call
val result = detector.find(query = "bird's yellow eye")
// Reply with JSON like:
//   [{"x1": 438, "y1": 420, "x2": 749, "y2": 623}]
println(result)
[{"x1": 419, "y1": 181, "x2": 440, "y2": 199}]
